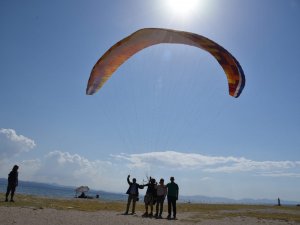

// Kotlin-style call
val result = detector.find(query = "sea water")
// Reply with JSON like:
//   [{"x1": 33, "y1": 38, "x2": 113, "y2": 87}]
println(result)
[{"x1": 0, "y1": 179, "x2": 127, "y2": 201}]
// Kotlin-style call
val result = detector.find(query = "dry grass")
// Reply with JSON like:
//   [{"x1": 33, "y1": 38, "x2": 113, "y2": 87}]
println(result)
[
  {"x1": 1, "y1": 194, "x2": 300, "y2": 223},
  {"x1": 178, "y1": 202, "x2": 300, "y2": 223},
  {"x1": 1, "y1": 194, "x2": 128, "y2": 211}
]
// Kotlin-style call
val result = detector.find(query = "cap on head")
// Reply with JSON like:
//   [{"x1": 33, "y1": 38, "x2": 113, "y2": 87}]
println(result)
[{"x1": 170, "y1": 176, "x2": 175, "y2": 181}]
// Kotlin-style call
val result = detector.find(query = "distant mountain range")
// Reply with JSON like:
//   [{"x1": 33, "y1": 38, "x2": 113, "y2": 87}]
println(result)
[
  {"x1": 0, "y1": 178, "x2": 298, "y2": 205},
  {"x1": 0, "y1": 178, "x2": 71, "y2": 189}
]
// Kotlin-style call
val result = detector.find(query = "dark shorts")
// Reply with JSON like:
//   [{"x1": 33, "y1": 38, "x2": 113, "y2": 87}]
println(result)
[{"x1": 144, "y1": 193, "x2": 155, "y2": 205}]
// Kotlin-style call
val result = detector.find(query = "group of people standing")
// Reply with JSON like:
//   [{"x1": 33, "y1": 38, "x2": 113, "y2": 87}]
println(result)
[
  {"x1": 4, "y1": 165, "x2": 179, "y2": 220},
  {"x1": 125, "y1": 175, "x2": 179, "y2": 220}
]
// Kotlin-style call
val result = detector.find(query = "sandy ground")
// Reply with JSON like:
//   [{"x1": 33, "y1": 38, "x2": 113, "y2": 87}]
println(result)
[{"x1": 0, "y1": 206, "x2": 299, "y2": 225}]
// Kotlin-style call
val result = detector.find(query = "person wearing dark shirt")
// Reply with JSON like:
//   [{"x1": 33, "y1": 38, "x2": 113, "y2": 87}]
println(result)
[
  {"x1": 124, "y1": 175, "x2": 143, "y2": 215},
  {"x1": 166, "y1": 176, "x2": 179, "y2": 220},
  {"x1": 142, "y1": 177, "x2": 157, "y2": 217},
  {"x1": 5, "y1": 165, "x2": 19, "y2": 202}
]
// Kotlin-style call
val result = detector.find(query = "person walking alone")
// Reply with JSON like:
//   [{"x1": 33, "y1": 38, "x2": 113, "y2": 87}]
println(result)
[{"x1": 5, "y1": 165, "x2": 19, "y2": 202}]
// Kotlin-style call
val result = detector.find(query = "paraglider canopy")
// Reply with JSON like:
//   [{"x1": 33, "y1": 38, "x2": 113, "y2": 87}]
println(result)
[{"x1": 86, "y1": 28, "x2": 245, "y2": 98}]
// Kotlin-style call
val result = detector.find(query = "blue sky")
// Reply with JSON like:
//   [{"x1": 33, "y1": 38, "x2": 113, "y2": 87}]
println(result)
[{"x1": 1, "y1": 0, "x2": 300, "y2": 201}]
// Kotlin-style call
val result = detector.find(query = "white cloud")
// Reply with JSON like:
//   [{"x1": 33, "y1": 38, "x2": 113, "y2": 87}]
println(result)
[
  {"x1": 259, "y1": 171, "x2": 300, "y2": 178},
  {"x1": 2, "y1": 147, "x2": 300, "y2": 196},
  {"x1": 0, "y1": 128, "x2": 36, "y2": 158},
  {"x1": 18, "y1": 159, "x2": 41, "y2": 180},
  {"x1": 24, "y1": 150, "x2": 124, "y2": 192},
  {"x1": 204, "y1": 159, "x2": 298, "y2": 173},
  {"x1": 113, "y1": 151, "x2": 241, "y2": 169},
  {"x1": 112, "y1": 151, "x2": 300, "y2": 176},
  {"x1": 199, "y1": 176, "x2": 214, "y2": 181}
]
